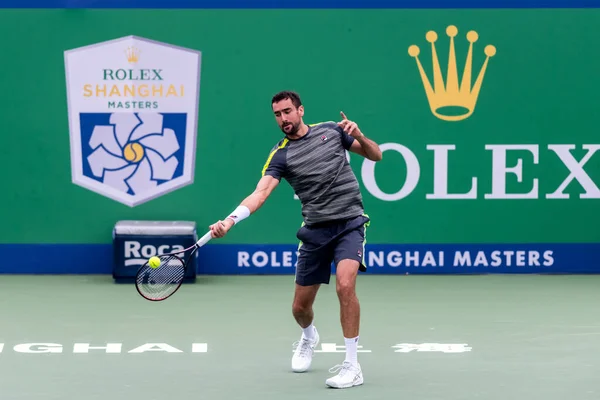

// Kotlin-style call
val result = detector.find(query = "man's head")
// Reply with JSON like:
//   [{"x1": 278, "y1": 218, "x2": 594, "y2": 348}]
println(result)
[{"x1": 271, "y1": 91, "x2": 304, "y2": 136}]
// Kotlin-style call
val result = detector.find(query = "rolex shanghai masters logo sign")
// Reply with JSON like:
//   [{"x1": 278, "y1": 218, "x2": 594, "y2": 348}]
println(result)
[{"x1": 64, "y1": 35, "x2": 202, "y2": 206}]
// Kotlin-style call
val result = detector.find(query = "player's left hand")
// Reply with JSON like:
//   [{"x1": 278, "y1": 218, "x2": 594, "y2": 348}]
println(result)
[{"x1": 338, "y1": 111, "x2": 363, "y2": 138}]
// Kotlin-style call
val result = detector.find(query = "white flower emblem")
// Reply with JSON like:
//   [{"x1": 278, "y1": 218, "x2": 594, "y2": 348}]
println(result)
[{"x1": 86, "y1": 113, "x2": 180, "y2": 195}]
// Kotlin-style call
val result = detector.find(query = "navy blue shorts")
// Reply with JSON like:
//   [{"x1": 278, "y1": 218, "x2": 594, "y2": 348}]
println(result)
[{"x1": 295, "y1": 214, "x2": 370, "y2": 286}]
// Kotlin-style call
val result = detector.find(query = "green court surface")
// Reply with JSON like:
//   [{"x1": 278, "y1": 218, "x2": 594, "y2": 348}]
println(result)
[{"x1": 1, "y1": 274, "x2": 598, "y2": 400}]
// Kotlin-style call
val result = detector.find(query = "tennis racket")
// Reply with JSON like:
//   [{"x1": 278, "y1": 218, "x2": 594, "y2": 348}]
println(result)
[{"x1": 135, "y1": 230, "x2": 213, "y2": 301}]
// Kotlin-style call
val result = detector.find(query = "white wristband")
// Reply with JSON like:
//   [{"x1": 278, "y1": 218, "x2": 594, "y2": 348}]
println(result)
[{"x1": 226, "y1": 205, "x2": 251, "y2": 225}]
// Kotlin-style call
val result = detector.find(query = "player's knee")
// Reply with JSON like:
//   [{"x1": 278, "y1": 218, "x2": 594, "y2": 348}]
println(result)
[
  {"x1": 336, "y1": 277, "x2": 355, "y2": 299},
  {"x1": 292, "y1": 292, "x2": 314, "y2": 316},
  {"x1": 292, "y1": 300, "x2": 311, "y2": 316},
  {"x1": 336, "y1": 260, "x2": 358, "y2": 298}
]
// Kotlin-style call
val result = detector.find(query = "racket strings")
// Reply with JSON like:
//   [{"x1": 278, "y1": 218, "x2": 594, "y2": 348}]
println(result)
[{"x1": 136, "y1": 255, "x2": 185, "y2": 300}]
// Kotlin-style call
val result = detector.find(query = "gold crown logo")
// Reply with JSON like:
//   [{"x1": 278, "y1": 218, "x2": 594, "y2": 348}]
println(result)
[
  {"x1": 125, "y1": 46, "x2": 140, "y2": 64},
  {"x1": 408, "y1": 25, "x2": 496, "y2": 122}
]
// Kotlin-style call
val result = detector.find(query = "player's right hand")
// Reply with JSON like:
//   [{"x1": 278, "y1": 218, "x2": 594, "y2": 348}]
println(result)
[{"x1": 209, "y1": 219, "x2": 234, "y2": 238}]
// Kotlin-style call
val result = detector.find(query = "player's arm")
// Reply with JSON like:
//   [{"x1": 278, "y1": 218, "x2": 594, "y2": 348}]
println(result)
[
  {"x1": 348, "y1": 134, "x2": 382, "y2": 161},
  {"x1": 210, "y1": 176, "x2": 279, "y2": 238},
  {"x1": 337, "y1": 112, "x2": 382, "y2": 161},
  {"x1": 236, "y1": 175, "x2": 280, "y2": 216},
  {"x1": 210, "y1": 142, "x2": 288, "y2": 238}
]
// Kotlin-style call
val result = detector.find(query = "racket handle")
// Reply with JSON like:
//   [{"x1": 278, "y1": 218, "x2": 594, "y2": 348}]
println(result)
[{"x1": 195, "y1": 230, "x2": 213, "y2": 247}]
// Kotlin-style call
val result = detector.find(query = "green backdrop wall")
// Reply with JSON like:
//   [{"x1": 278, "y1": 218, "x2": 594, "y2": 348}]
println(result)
[{"x1": 1, "y1": 9, "x2": 599, "y2": 274}]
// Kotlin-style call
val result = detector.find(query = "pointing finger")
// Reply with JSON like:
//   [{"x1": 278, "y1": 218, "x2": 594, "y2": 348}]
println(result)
[{"x1": 340, "y1": 111, "x2": 347, "y2": 120}]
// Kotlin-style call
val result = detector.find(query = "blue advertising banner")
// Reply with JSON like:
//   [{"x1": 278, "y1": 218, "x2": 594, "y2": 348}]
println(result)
[
  {"x1": 197, "y1": 244, "x2": 600, "y2": 275},
  {"x1": 2, "y1": 244, "x2": 599, "y2": 275}
]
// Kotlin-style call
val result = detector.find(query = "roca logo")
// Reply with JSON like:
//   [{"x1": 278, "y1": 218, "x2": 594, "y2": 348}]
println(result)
[{"x1": 123, "y1": 241, "x2": 185, "y2": 267}]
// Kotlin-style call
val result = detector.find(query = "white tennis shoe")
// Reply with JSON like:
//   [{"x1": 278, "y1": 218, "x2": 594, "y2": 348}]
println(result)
[
  {"x1": 325, "y1": 361, "x2": 364, "y2": 389},
  {"x1": 291, "y1": 326, "x2": 320, "y2": 372}
]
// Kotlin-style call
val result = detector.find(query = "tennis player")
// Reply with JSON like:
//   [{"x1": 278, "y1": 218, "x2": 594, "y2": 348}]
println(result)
[{"x1": 209, "y1": 90, "x2": 382, "y2": 389}]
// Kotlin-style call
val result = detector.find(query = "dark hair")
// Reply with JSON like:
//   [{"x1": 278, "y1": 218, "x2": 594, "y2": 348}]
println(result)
[{"x1": 271, "y1": 90, "x2": 302, "y2": 108}]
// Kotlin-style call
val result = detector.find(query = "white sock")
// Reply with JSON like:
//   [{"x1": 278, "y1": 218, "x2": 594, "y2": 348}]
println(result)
[
  {"x1": 302, "y1": 323, "x2": 315, "y2": 340},
  {"x1": 344, "y1": 336, "x2": 359, "y2": 366}
]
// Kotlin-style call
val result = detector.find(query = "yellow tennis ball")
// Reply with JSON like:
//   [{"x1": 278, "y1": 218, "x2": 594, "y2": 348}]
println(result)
[{"x1": 148, "y1": 256, "x2": 161, "y2": 269}]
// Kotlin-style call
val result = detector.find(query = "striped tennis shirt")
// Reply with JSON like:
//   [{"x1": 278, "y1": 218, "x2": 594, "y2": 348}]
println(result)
[{"x1": 262, "y1": 121, "x2": 364, "y2": 225}]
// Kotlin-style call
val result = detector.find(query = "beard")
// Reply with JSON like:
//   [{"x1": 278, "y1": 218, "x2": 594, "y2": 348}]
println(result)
[{"x1": 281, "y1": 121, "x2": 300, "y2": 135}]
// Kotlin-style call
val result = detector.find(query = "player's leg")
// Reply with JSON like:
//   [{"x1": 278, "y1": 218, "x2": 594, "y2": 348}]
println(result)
[
  {"x1": 292, "y1": 283, "x2": 320, "y2": 331},
  {"x1": 326, "y1": 216, "x2": 369, "y2": 388},
  {"x1": 334, "y1": 216, "x2": 368, "y2": 364},
  {"x1": 291, "y1": 228, "x2": 333, "y2": 373},
  {"x1": 325, "y1": 259, "x2": 363, "y2": 388},
  {"x1": 336, "y1": 259, "x2": 361, "y2": 352}
]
